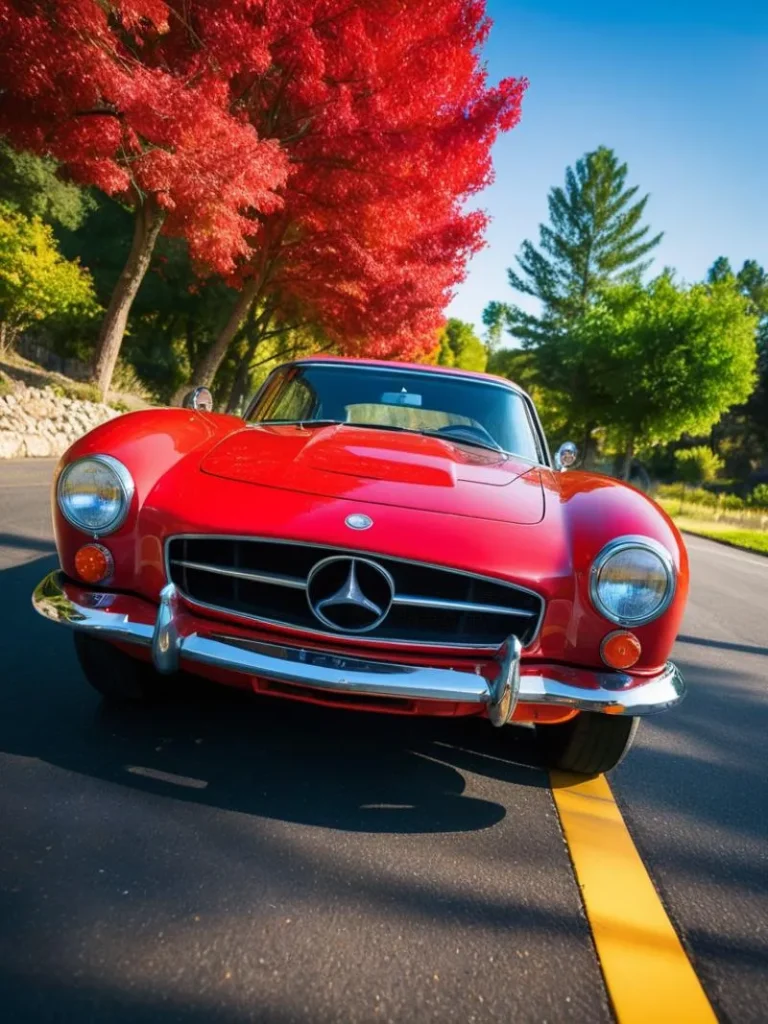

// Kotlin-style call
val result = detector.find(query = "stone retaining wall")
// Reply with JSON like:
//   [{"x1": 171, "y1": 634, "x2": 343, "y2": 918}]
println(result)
[{"x1": 0, "y1": 383, "x2": 117, "y2": 459}]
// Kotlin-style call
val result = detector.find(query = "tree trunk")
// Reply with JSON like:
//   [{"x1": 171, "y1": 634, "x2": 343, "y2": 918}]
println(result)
[
  {"x1": 226, "y1": 332, "x2": 264, "y2": 414},
  {"x1": 187, "y1": 276, "x2": 263, "y2": 393},
  {"x1": 623, "y1": 437, "x2": 635, "y2": 480},
  {"x1": 92, "y1": 197, "x2": 166, "y2": 400}
]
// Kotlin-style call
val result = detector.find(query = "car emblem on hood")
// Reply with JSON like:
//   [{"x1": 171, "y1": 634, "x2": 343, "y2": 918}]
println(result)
[
  {"x1": 345, "y1": 513, "x2": 373, "y2": 531},
  {"x1": 307, "y1": 557, "x2": 394, "y2": 633}
]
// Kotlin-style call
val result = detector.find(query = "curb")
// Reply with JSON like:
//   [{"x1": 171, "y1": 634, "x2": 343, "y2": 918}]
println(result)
[{"x1": 680, "y1": 529, "x2": 768, "y2": 560}]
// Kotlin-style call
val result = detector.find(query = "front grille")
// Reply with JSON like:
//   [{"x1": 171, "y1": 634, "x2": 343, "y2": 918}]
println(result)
[{"x1": 166, "y1": 536, "x2": 543, "y2": 649}]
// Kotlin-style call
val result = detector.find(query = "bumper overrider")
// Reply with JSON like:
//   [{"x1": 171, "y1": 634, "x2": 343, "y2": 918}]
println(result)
[{"x1": 33, "y1": 571, "x2": 685, "y2": 726}]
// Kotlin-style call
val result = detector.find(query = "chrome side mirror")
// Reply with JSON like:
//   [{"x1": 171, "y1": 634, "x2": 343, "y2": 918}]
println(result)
[
  {"x1": 554, "y1": 441, "x2": 579, "y2": 472},
  {"x1": 182, "y1": 386, "x2": 214, "y2": 412}
]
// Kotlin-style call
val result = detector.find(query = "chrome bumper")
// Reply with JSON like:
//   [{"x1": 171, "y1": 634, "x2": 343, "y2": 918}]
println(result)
[{"x1": 33, "y1": 572, "x2": 685, "y2": 723}]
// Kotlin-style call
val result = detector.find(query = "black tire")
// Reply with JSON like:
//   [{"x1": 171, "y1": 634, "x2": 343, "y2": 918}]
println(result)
[
  {"x1": 74, "y1": 632, "x2": 170, "y2": 703},
  {"x1": 538, "y1": 712, "x2": 639, "y2": 775}
]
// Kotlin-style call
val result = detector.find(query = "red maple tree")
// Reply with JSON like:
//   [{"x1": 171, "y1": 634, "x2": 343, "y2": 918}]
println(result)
[
  {"x1": 186, "y1": 0, "x2": 526, "y2": 390},
  {"x1": 0, "y1": 0, "x2": 288, "y2": 395},
  {"x1": 0, "y1": 2, "x2": 526, "y2": 397}
]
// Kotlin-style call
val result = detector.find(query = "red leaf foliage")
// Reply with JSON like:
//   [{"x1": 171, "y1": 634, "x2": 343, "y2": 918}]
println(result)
[{"x1": 0, "y1": 1, "x2": 526, "y2": 359}]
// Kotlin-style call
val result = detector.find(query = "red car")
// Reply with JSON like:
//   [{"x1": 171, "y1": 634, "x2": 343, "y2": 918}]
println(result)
[{"x1": 33, "y1": 358, "x2": 688, "y2": 774}]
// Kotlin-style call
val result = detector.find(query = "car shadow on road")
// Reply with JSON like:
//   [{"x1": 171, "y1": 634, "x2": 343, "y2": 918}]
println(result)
[
  {"x1": 1, "y1": 555, "x2": 548, "y2": 836},
  {"x1": 677, "y1": 633, "x2": 768, "y2": 658}
]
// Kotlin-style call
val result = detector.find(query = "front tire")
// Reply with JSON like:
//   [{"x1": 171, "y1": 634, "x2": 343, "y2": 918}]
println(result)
[
  {"x1": 538, "y1": 712, "x2": 639, "y2": 774},
  {"x1": 74, "y1": 632, "x2": 170, "y2": 703}
]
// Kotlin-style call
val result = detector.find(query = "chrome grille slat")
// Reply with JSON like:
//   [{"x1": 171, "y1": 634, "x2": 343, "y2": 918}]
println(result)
[
  {"x1": 391, "y1": 594, "x2": 535, "y2": 618},
  {"x1": 171, "y1": 559, "x2": 306, "y2": 590},
  {"x1": 166, "y1": 535, "x2": 544, "y2": 650}
]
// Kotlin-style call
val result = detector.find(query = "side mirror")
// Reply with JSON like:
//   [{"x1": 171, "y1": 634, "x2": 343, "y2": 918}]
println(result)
[
  {"x1": 182, "y1": 386, "x2": 214, "y2": 412},
  {"x1": 554, "y1": 441, "x2": 579, "y2": 472}
]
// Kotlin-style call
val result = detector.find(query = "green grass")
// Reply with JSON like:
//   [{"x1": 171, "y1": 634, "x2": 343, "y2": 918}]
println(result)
[{"x1": 672, "y1": 517, "x2": 768, "y2": 556}]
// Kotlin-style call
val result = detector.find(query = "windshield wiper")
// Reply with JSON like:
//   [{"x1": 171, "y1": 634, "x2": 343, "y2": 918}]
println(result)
[{"x1": 417, "y1": 430, "x2": 504, "y2": 454}]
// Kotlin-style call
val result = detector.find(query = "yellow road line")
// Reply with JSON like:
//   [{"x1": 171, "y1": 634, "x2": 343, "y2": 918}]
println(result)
[{"x1": 550, "y1": 771, "x2": 718, "y2": 1024}]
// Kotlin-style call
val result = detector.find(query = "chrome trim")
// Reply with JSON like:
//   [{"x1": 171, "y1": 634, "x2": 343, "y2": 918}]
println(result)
[
  {"x1": 307, "y1": 556, "x2": 395, "y2": 634},
  {"x1": 57, "y1": 454, "x2": 135, "y2": 537},
  {"x1": 517, "y1": 663, "x2": 686, "y2": 716},
  {"x1": 171, "y1": 559, "x2": 306, "y2": 590},
  {"x1": 589, "y1": 535, "x2": 677, "y2": 628},
  {"x1": 32, "y1": 571, "x2": 685, "y2": 718},
  {"x1": 345, "y1": 514, "x2": 373, "y2": 531},
  {"x1": 152, "y1": 584, "x2": 181, "y2": 674},
  {"x1": 392, "y1": 594, "x2": 536, "y2": 618},
  {"x1": 172, "y1": 559, "x2": 537, "y2": 620},
  {"x1": 165, "y1": 534, "x2": 546, "y2": 651},
  {"x1": 182, "y1": 386, "x2": 214, "y2": 412},
  {"x1": 554, "y1": 441, "x2": 579, "y2": 472},
  {"x1": 488, "y1": 635, "x2": 522, "y2": 727},
  {"x1": 163, "y1": 591, "x2": 505, "y2": 654}
]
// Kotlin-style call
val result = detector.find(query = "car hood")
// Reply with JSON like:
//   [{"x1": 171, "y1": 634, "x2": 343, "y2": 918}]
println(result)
[{"x1": 199, "y1": 424, "x2": 545, "y2": 524}]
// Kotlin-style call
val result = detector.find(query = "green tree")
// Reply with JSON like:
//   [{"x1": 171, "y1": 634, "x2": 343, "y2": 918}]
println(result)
[
  {"x1": 0, "y1": 203, "x2": 100, "y2": 352},
  {"x1": 566, "y1": 275, "x2": 757, "y2": 475},
  {"x1": 487, "y1": 347, "x2": 568, "y2": 441},
  {"x1": 483, "y1": 146, "x2": 663, "y2": 344},
  {"x1": 674, "y1": 447, "x2": 724, "y2": 485},
  {"x1": 706, "y1": 257, "x2": 768, "y2": 474},
  {"x1": 437, "y1": 318, "x2": 488, "y2": 372},
  {"x1": 0, "y1": 140, "x2": 94, "y2": 231}
]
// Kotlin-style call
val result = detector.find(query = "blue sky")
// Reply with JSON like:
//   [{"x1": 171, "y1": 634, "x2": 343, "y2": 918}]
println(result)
[{"x1": 448, "y1": 1, "x2": 768, "y2": 335}]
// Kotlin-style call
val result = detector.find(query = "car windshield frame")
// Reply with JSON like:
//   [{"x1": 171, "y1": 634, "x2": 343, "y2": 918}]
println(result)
[{"x1": 244, "y1": 362, "x2": 551, "y2": 467}]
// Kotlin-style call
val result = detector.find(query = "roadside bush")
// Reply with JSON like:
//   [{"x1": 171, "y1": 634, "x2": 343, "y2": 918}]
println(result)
[
  {"x1": 0, "y1": 370, "x2": 12, "y2": 397},
  {"x1": 748, "y1": 484, "x2": 768, "y2": 508},
  {"x1": 674, "y1": 446, "x2": 724, "y2": 485},
  {"x1": 654, "y1": 484, "x2": 718, "y2": 508},
  {"x1": 719, "y1": 494, "x2": 745, "y2": 511},
  {"x1": 49, "y1": 380, "x2": 103, "y2": 404},
  {"x1": 110, "y1": 359, "x2": 156, "y2": 402},
  {"x1": 679, "y1": 486, "x2": 717, "y2": 507}
]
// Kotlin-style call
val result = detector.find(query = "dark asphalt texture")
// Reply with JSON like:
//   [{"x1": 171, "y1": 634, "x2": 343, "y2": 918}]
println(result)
[{"x1": 1, "y1": 458, "x2": 766, "y2": 1024}]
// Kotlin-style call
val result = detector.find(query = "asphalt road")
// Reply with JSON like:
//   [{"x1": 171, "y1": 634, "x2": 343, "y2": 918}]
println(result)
[{"x1": 1, "y1": 458, "x2": 766, "y2": 1024}]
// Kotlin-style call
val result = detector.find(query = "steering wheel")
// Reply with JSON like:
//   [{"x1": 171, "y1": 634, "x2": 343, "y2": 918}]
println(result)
[{"x1": 435, "y1": 423, "x2": 500, "y2": 448}]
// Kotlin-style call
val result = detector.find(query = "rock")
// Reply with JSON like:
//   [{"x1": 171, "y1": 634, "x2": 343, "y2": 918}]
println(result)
[
  {"x1": 0, "y1": 381, "x2": 135, "y2": 458},
  {"x1": 22, "y1": 434, "x2": 52, "y2": 457},
  {"x1": 0, "y1": 432, "x2": 23, "y2": 458}
]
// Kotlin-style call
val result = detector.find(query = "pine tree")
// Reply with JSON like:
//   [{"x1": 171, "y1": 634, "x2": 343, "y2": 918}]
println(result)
[{"x1": 484, "y1": 146, "x2": 662, "y2": 344}]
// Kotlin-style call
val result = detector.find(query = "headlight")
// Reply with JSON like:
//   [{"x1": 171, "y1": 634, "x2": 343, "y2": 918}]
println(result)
[
  {"x1": 57, "y1": 455, "x2": 134, "y2": 535},
  {"x1": 590, "y1": 536, "x2": 675, "y2": 627}
]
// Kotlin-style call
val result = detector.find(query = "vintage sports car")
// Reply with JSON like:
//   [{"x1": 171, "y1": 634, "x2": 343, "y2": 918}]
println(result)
[{"x1": 33, "y1": 358, "x2": 688, "y2": 774}]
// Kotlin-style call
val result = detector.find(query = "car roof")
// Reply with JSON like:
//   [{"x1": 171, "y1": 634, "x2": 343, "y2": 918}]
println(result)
[{"x1": 288, "y1": 356, "x2": 526, "y2": 394}]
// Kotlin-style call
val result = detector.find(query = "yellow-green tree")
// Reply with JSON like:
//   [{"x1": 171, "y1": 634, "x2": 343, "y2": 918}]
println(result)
[
  {"x1": 0, "y1": 203, "x2": 100, "y2": 352},
  {"x1": 437, "y1": 318, "x2": 488, "y2": 372}
]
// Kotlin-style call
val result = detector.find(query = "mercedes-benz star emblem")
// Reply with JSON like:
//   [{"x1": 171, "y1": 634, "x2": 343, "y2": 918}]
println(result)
[
  {"x1": 307, "y1": 556, "x2": 394, "y2": 633},
  {"x1": 345, "y1": 513, "x2": 373, "y2": 531}
]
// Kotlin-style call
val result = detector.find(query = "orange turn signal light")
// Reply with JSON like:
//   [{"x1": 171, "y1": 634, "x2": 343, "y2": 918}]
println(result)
[
  {"x1": 601, "y1": 630, "x2": 642, "y2": 670},
  {"x1": 74, "y1": 543, "x2": 114, "y2": 584}
]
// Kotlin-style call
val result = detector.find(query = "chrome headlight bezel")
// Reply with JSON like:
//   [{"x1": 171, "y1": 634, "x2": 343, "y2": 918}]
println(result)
[
  {"x1": 589, "y1": 535, "x2": 676, "y2": 628},
  {"x1": 57, "y1": 455, "x2": 135, "y2": 536}
]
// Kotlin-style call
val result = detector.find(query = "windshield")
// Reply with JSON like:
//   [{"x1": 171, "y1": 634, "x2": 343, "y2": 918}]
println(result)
[{"x1": 247, "y1": 364, "x2": 544, "y2": 462}]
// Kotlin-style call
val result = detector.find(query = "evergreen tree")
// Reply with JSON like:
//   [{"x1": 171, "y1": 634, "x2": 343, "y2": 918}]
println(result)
[{"x1": 483, "y1": 146, "x2": 662, "y2": 344}]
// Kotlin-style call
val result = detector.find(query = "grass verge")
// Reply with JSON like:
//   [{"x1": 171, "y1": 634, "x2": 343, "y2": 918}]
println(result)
[{"x1": 672, "y1": 517, "x2": 768, "y2": 556}]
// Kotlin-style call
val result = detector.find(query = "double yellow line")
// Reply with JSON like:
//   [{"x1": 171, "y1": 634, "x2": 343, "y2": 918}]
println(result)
[{"x1": 551, "y1": 772, "x2": 718, "y2": 1024}]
